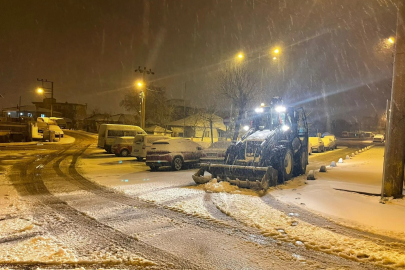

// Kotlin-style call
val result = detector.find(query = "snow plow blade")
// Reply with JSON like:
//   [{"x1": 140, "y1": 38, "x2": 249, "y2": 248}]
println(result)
[{"x1": 192, "y1": 163, "x2": 278, "y2": 190}]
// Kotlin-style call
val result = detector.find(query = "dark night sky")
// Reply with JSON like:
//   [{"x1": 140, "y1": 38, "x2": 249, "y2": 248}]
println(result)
[{"x1": 0, "y1": 0, "x2": 398, "y2": 121}]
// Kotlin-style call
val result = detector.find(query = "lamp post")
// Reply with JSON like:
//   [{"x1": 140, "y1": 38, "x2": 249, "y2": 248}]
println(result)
[
  {"x1": 36, "y1": 79, "x2": 54, "y2": 117},
  {"x1": 134, "y1": 67, "x2": 154, "y2": 129}
]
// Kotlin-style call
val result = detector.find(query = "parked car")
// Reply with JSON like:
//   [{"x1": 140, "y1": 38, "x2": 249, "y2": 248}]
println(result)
[
  {"x1": 97, "y1": 124, "x2": 146, "y2": 153},
  {"x1": 48, "y1": 124, "x2": 64, "y2": 138},
  {"x1": 200, "y1": 141, "x2": 232, "y2": 163},
  {"x1": 111, "y1": 136, "x2": 135, "y2": 157},
  {"x1": 341, "y1": 131, "x2": 349, "y2": 138},
  {"x1": 132, "y1": 134, "x2": 169, "y2": 161},
  {"x1": 321, "y1": 134, "x2": 337, "y2": 150},
  {"x1": 373, "y1": 134, "x2": 385, "y2": 143},
  {"x1": 146, "y1": 138, "x2": 203, "y2": 171},
  {"x1": 309, "y1": 136, "x2": 325, "y2": 153}
]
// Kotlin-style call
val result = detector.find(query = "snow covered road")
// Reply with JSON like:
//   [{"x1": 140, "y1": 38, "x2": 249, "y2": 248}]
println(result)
[{"x1": 0, "y1": 131, "x2": 401, "y2": 269}]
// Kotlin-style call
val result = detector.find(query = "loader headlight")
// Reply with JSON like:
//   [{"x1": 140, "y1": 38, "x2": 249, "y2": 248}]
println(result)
[
  {"x1": 255, "y1": 107, "x2": 264, "y2": 113},
  {"x1": 282, "y1": 125, "x2": 290, "y2": 131},
  {"x1": 243, "y1": 125, "x2": 250, "y2": 131},
  {"x1": 275, "y1": 106, "x2": 286, "y2": 112}
]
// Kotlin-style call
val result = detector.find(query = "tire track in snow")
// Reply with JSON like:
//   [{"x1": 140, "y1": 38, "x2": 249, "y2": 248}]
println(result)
[
  {"x1": 6, "y1": 140, "x2": 198, "y2": 269},
  {"x1": 52, "y1": 131, "x2": 387, "y2": 270}
]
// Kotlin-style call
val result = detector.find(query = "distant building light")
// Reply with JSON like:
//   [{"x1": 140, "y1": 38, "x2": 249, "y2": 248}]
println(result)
[
  {"x1": 41, "y1": 114, "x2": 45, "y2": 117},
  {"x1": 20, "y1": 112, "x2": 23, "y2": 116},
  {"x1": 7, "y1": 112, "x2": 10, "y2": 115}
]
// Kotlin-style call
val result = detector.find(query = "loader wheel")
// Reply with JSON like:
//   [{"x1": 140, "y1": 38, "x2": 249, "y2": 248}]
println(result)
[
  {"x1": 278, "y1": 148, "x2": 293, "y2": 183},
  {"x1": 172, "y1": 156, "x2": 183, "y2": 171},
  {"x1": 293, "y1": 150, "x2": 307, "y2": 176}
]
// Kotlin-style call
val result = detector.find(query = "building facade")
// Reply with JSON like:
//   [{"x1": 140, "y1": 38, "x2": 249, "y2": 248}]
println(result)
[{"x1": 32, "y1": 98, "x2": 87, "y2": 128}]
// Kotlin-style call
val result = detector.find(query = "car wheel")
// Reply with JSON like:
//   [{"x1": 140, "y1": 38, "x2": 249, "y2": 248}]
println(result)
[
  {"x1": 120, "y1": 149, "x2": 129, "y2": 157},
  {"x1": 136, "y1": 157, "x2": 143, "y2": 161},
  {"x1": 172, "y1": 156, "x2": 183, "y2": 171},
  {"x1": 150, "y1": 166, "x2": 158, "y2": 171}
]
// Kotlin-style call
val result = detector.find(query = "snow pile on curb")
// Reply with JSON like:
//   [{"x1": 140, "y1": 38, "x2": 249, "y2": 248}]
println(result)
[{"x1": 212, "y1": 193, "x2": 405, "y2": 268}]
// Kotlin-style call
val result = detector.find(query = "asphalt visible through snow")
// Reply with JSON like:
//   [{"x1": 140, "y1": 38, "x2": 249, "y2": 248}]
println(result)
[{"x1": 0, "y1": 131, "x2": 390, "y2": 269}]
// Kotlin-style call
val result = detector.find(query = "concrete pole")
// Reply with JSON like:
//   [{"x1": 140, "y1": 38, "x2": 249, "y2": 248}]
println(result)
[
  {"x1": 382, "y1": 2, "x2": 405, "y2": 199},
  {"x1": 51, "y1": 81, "x2": 53, "y2": 117}
]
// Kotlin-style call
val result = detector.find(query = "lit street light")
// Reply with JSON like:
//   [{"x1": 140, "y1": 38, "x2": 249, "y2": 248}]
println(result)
[
  {"x1": 36, "y1": 79, "x2": 54, "y2": 117},
  {"x1": 134, "y1": 66, "x2": 155, "y2": 129},
  {"x1": 274, "y1": 48, "x2": 280, "y2": 54},
  {"x1": 237, "y1": 53, "x2": 244, "y2": 60},
  {"x1": 388, "y1": 37, "x2": 395, "y2": 44}
]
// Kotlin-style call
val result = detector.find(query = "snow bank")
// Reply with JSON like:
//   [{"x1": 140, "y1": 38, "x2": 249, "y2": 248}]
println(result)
[
  {"x1": 0, "y1": 217, "x2": 35, "y2": 236},
  {"x1": 0, "y1": 235, "x2": 77, "y2": 263},
  {"x1": 212, "y1": 193, "x2": 405, "y2": 268},
  {"x1": 139, "y1": 188, "x2": 214, "y2": 220},
  {"x1": 197, "y1": 178, "x2": 259, "y2": 196}
]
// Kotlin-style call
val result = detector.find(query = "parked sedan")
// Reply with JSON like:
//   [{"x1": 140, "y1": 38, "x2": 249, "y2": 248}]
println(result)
[
  {"x1": 200, "y1": 141, "x2": 232, "y2": 163},
  {"x1": 373, "y1": 134, "x2": 385, "y2": 142},
  {"x1": 111, "y1": 136, "x2": 135, "y2": 157},
  {"x1": 146, "y1": 138, "x2": 203, "y2": 171},
  {"x1": 321, "y1": 135, "x2": 337, "y2": 150},
  {"x1": 309, "y1": 137, "x2": 325, "y2": 153}
]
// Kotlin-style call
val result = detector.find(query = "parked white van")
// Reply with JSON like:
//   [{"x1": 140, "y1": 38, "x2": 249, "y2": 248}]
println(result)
[
  {"x1": 131, "y1": 134, "x2": 169, "y2": 161},
  {"x1": 97, "y1": 124, "x2": 146, "y2": 153}
]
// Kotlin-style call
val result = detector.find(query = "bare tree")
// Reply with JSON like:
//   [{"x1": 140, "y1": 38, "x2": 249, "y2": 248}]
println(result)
[
  {"x1": 120, "y1": 85, "x2": 173, "y2": 128},
  {"x1": 218, "y1": 65, "x2": 258, "y2": 140}
]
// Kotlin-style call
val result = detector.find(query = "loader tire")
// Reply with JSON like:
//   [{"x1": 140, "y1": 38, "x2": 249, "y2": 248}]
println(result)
[
  {"x1": 293, "y1": 149, "x2": 307, "y2": 176},
  {"x1": 278, "y1": 147, "x2": 293, "y2": 183}
]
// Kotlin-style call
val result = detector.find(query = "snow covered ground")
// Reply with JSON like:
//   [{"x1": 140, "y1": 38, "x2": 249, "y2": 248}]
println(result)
[{"x1": 76, "y1": 144, "x2": 405, "y2": 269}]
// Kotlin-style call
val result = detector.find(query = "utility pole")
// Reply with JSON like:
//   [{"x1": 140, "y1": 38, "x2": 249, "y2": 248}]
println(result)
[
  {"x1": 382, "y1": 1, "x2": 405, "y2": 199},
  {"x1": 183, "y1": 82, "x2": 186, "y2": 137},
  {"x1": 37, "y1": 79, "x2": 54, "y2": 117},
  {"x1": 135, "y1": 66, "x2": 154, "y2": 129},
  {"x1": 18, "y1": 96, "x2": 21, "y2": 121}
]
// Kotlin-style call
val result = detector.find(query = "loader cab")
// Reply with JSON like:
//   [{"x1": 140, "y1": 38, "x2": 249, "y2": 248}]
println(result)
[{"x1": 251, "y1": 105, "x2": 292, "y2": 132}]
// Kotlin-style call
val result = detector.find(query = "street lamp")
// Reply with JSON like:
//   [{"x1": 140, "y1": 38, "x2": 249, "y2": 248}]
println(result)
[
  {"x1": 134, "y1": 67, "x2": 155, "y2": 129},
  {"x1": 36, "y1": 79, "x2": 54, "y2": 117},
  {"x1": 388, "y1": 37, "x2": 395, "y2": 44},
  {"x1": 236, "y1": 52, "x2": 244, "y2": 60}
]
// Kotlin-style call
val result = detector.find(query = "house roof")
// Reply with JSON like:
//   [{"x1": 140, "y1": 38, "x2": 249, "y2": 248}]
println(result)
[
  {"x1": 144, "y1": 125, "x2": 173, "y2": 133},
  {"x1": 167, "y1": 113, "x2": 226, "y2": 130}
]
